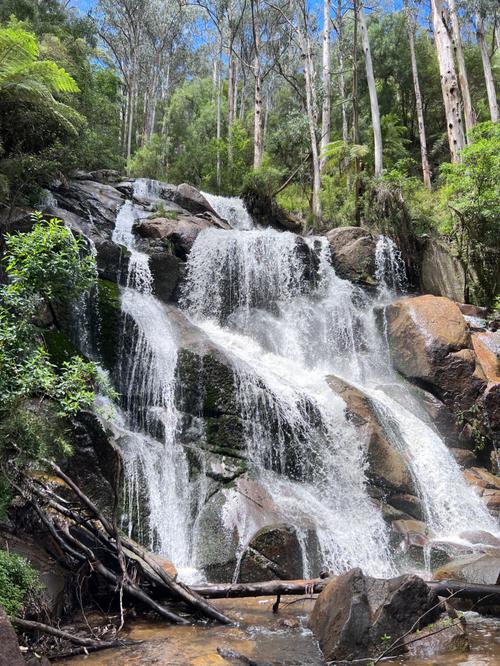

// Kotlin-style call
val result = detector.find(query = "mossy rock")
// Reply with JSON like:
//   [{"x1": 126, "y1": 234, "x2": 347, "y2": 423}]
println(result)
[
  {"x1": 97, "y1": 278, "x2": 122, "y2": 373},
  {"x1": 42, "y1": 330, "x2": 80, "y2": 368}
]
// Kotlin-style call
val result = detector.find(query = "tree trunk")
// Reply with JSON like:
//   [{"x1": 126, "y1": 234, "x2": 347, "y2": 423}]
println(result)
[
  {"x1": 352, "y1": 0, "x2": 361, "y2": 223},
  {"x1": 335, "y1": 0, "x2": 349, "y2": 145},
  {"x1": 359, "y1": 2, "x2": 383, "y2": 177},
  {"x1": 430, "y1": 0, "x2": 465, "y2": 162},
  {"x1": 296, "y1": 4, "x2": 322, "y2": 223},
  {"x1": 216, "y1": 42, "x2": 222, "y2": 190},
  {"x1": 320, "y1": 0, "x2": 331, "y2": 173},
  {"x1": 251, "y1": 0, "x2": 263, "y2": 169},
  {"x1": 476, "y1": 12, "x2": 499, "y2": 123},
  {"x1": 448, "y1": 0, "x2": 474, "y2": 133},
  {"x1": 404, "y1": 1, "x2": 432, "y2": 189}
]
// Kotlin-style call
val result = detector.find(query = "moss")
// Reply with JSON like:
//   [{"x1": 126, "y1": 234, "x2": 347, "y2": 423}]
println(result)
[
  {"x1": 97, "y1": 278, "x2": 122, "y2": 373},
  {"x1": 43, "y1": 329, "x2": 80, "y2": 368}
]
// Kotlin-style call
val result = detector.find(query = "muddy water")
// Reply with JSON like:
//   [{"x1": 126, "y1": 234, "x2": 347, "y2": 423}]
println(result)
[{"x1": 56, "y1": 600, "x2": 499, "y2": 666}]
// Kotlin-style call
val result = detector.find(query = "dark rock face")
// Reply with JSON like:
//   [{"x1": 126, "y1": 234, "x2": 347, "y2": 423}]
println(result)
[
  {"x1": 326, "y1": 226, "x2": 377, "y2": 284},
  {"x1": 95, "y1": 239, "x2": 130, "y2": 283},
  {"x1": 309, "y1": 568, "x2": 440, "y2": 662},
  {"x1": 0, "y1": 605, "x2": 25, "y2": 666},
  {"x1": 239, "y1": 524, "x2": 308, "y2": 582}
]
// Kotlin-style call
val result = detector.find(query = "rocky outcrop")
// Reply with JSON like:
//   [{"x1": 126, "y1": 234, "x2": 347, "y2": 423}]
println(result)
[
  {"x1": 386, "y1": 296, "x2": 485, "y2": 411},
  {"x1": 0, "y1": 606, "x2": 25, "y2": 666},
  {"x1": 327, "y1": 376, "x2": 414, "y2": 495},
  {"x1": 420, "y1": 238, "x2": 466, "y2": 302},
  {"x1": 434, "y1": 554, "x2": 500, "y2": 584},
  {"x1": 309, "y1": 568, "x2": 440, "y2": 661},
  {"x1": 463, "y1": 467, "x2": 500, "y2": 515},
  {"x1": 326, "y1": 227, "x2": 377, "y2": 285}
]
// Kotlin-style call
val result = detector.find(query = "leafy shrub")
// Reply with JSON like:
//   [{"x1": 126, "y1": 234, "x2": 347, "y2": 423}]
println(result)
[{"x1": 0, "y1": 550, "x2": 40, "y2": 617}]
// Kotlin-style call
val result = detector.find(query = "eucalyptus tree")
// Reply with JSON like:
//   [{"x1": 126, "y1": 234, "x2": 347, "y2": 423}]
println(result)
[
  {"x1": 403, "y1": 0, "x2": 431, "y2": 188},
  {"x1": 448, "y1": 0, "x2": 475, "y2": 132},
  {"x1": 473, "y1": 2, "x2": 498, "y2": 122},
  {"x1": 430, "y1": 0, "x2": 465, "y2": 161}
]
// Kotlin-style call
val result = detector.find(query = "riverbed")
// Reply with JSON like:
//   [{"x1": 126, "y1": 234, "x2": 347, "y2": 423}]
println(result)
[{"x1": 56, "y1": 597, "x2": 500, "y2": 666}]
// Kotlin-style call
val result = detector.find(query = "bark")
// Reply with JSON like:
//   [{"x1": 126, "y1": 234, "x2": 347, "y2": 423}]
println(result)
[
  {"x1": 335, "y1": 0, "x2": 349, "y2": 145},
  {"x1": 296, "y1": 2, "x2": 322, "y2": 223},
  {"x1": 251, "y1": 0, "x2": 263, "y2": 168},
  {"x1": 404, "y1": 1, "x2": 432, "y2": 189},
  {"x1": 359, "y1": 2, "x2": 383, "y2": 177},
  {"x1": 352, "y1": 0, "x2": 361, "y2": 223},
  {"x1": 320, "y1": 0, "x2": 331, "y2": 173},
  {"x1": 448, "y1": 0, "x2": 475, "y2": 133},
  {"x1": 476, "y1": 12, "x2": 499, "y2": 123},
  {"x1": 430, "y1": 0, "x2": 466, "y2": 162},
  {"x1": 192, "y1": 578, "x2": 500, "y2": 604},
  {"x1": 216, "y1": 42, "x2": 222, "y2": 190}
]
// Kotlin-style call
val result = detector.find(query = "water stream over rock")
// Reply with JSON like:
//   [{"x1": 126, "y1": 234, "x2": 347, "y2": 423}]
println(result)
[{"x1": 90, "y1": 183, "x2": 497, "y2": 584}]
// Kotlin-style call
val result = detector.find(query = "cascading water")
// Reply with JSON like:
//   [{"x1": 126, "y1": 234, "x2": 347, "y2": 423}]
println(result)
[
  {"x1": 201, "y1": 191, "x2": 254, "y2": 230},
  {"x1": 181, "y1": 195, "x2": 496, "y2": 577},
  {"x1": 110, "y1": 192, "x2": 193, "y2": 572}
]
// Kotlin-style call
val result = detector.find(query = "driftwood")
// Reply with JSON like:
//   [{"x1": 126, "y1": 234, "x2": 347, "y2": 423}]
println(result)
[
  {"x1": 17, "y1": 466, "x2": 232, "y2": 627},
  {"x1": 13, "y1": 617, "x2": 137, "y2": 650},
  {"x1": 193, "y1": 578, "x2": 500, "y2": 604}
]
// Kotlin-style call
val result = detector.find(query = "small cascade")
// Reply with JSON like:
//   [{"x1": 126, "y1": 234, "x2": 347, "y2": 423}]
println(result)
[
  {"x1": 200, "y1": 192, "x2": 254, "y2": 230},
  {"x1": 111, "y1": 191, "x2": 193, "y2": 571},
  {"x1": 375, "y1": 234, "x2": 408, "y2": 298}
]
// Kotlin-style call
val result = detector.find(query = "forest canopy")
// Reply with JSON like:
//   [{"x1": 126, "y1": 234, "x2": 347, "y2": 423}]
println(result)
[{"x1": 0, "y1": 0, "x2": 498, "y2": 302}]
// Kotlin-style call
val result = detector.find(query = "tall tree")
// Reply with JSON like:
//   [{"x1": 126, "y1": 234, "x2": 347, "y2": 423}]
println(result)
[
  {"x1": 251, "y1": 0, "x2": 263, "y2": 168},
  {"x1": 448, "y1": 0, "x2": 475, "y2": 133},
  {"x1": 358, "y1": 1, "x2": 383, "y2": 176},
  {"x1": 404, "y1": 0, "x2": 431, "y2": 189},
  {"x1": 320, "y1": 0, "x2": 331, "y2": 172},
  {"x1": 475, "y1": 9, "x2": 499, "y2": 122},
  {"x1": 430, "y1": 0, "x2": 465, "y2": 162}
]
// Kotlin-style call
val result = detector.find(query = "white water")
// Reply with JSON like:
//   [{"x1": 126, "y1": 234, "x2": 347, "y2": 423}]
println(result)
[
  {"x1": 201, "y1": 191, "x2": 254, "y2": 230},
  {"x1": 181, "y1": 197, "x2": 496, "y2": 576},
  {"x1": 111, "y1": 192, "x2": 193, "y2": 571}
]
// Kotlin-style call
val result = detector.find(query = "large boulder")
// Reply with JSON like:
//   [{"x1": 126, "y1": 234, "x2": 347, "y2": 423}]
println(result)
[
  {"x1": 309, "y1": 568, "x2": 440, "y2": 662},
  {"x1": 420, "y1": 239, "x2": 465, "y2": 302},
  {"x1": 327, "y1": 376, "x2": 414, "y2": 494},
  {"x1": 326, "y1": 227, "x2": 377, "y2": 285},
  {"x1": 172, "y1": 183, "x2": 218, "y2": 216},
  {"x1": 471, "y1": 332, "x2": 500, "y2": 383},
  {"x1": 238, "y1": 524, "x2": 308, "y2": 582},
  {"x1": 0, "y1": 606, "x2": 25, "y2": 666},
  {"x1": 404, "y1": 617, "x2": 469, "y2": 658},
  {"x1": 434, "y1": 554, "x2": 500, "y2": 584},
  {"x1": 385, "y1": 295, "x2": 485, "y2": 412}
]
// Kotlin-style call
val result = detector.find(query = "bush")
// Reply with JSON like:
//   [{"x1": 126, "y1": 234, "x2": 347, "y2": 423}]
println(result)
[{"x1": 0, "y1": 550, "x2": 40, "y2": 617}]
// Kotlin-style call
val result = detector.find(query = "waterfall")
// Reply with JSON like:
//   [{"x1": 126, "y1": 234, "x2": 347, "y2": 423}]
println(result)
[
  {"x1": 111, "y1": 193, "x2": 193, "y2": 572},
  {"x1": 200, "y1": 192, "x2": 254, "y2": 230},
  {"x1": 181, "y1": 208, "x2": 496, "y2": 575}
]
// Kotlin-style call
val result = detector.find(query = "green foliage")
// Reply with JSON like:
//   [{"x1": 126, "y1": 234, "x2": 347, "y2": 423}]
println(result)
[
  {"x1": 440, "y1": 122, "x2": 500, "y2": 306},
  {"x1": 0, "y1": 549, "x2": 40, "y2": 617},
  {"x1": 4, "y1": 213, "x2": 96, "y2": 301},
  {"x1": 130, "y1": 133, "x2": 169, "y2": 180}
]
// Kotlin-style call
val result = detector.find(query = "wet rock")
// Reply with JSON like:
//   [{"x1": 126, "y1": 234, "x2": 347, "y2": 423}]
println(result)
[
  {"x1": 404, "y1": 616, "x2": 469, "y2": 658},
  {"x1": 434, "y1": 554, "x2": 500, "y2": 584},
  {"x1": 73, "y1": 168, "x2": 122, "y2": 183},
  {"x1": 171, "y1": 183, "x2": 218, "y2": 216},
  {"x1": 135, "y1": 213, "x2": 227, "y2": 260},
  {"x1": 309, "y1": 568, "x2": 440, "y2": 661},
  {"x1": 449, "y1": 448, "x2": 477, "y2": 467},
  {"x1": 147, "y1": 249, "x2": 181, "y2": 303},
  {"x1": 327, "y1": 376, "x2": 414, "y2": 494},
  {"x1": 420, "y1": 239, "x2": 465, "y2": 302},
  {"x1": 96, "y1": 279, "x2": 122, "y2": 373},
  {"x1": 463, "y1": 466, "x2": 500, "y2": 491},
  {"x1": 387, "y1": 494, "x2": 424, "y2": 521},
  {"x1": 482, "y1": 382, "x2": 500, "y2": 436},
  {"x1": 326, "y1": 226, "x2": 377, "y2": 285},
  {"x1": 0, "y1": 605, "x2": 25, "y2": 665},
  {"x1": 95, "y1": 239, "x2": 130, "y2": 283},
  {"x1": 459, "y1": 303, "x2": 489, "y2": 319},
  {"x1": 239, "y1": 524, "x2": 308, "y2": 582}
]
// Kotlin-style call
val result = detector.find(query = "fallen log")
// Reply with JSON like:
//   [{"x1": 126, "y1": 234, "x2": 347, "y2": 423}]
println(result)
[
  {"x1": 192, "y1": 578, "x2": 500, "y2": 604},
  {"x1": 192, "y1": 578, "x2": 328, "y2": 598}
]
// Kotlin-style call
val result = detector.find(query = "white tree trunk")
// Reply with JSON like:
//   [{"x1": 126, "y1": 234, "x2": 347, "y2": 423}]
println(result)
[
  {"x1": 405, "y1": 1, "x2": 431, "y2": 189},
  {"x1": 296, "y1": 6, "x2": 322, "y2": 223},
  {"x1": 335, "y1": 0, "x2": 349, "y2": 145},
  {"x1": 320, "y1": 0, "x2": 331, "y2": 173},
  {"x1": 251, "y1": 0, "x2": 263, "y2": 169},
  {"x1": 448, "y1": 0, "x2": 474, "y2": 134},
  {"x1": 359, "y1": 2, "x2": 383, "y2": 177},
  {"x1": 476, "y1": 12, "x2": 499, "y2": 123},
  {"x1": 430, "y1": 0, "x2": 465, "y2": 162}
]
